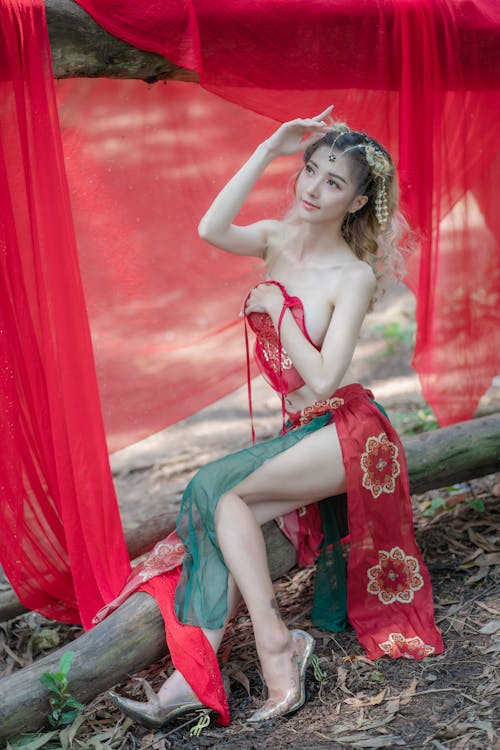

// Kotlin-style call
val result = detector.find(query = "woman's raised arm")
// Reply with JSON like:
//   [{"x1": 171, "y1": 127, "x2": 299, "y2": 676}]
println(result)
[{"x1": 198, "y1": 108, "x2": 333, "y2": 257}]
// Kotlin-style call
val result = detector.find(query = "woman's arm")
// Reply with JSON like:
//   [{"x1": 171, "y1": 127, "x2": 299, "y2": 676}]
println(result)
[
  {"x1": 246, "y1": 264, "x2": 376, "y2": 399},
  {"x1": 198, "y1": 108, "x2": 332, "y2": 258}
]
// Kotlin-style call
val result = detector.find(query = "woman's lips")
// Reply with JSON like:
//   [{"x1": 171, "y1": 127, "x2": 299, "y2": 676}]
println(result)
[{"x1": 302, "y1": 199, "x2": 320, "y2": 210}]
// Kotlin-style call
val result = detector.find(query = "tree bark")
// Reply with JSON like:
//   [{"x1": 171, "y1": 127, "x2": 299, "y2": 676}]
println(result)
[
  {"x1": 0, "y1": 414, "x2": 499, "y2": 738},
  {"x1": 0, "y1": 523, "x2": 294, "y2": 739},
  {"x1": 1, "y1": 414, "x2": 499, "y2": 623},
  {"x1": 45, "y1": 0, "x2": 197, "y2": 81}
]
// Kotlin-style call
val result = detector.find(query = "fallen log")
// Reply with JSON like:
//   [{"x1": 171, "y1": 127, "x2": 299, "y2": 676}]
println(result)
[
  {"x1": 0, "y1": 413, "x2": 499, "y2": 738},
  {"x1": 45, "y1": 0, "x2": 197, "y2": 81},
  {"x1": 0, "y1": 522, "x2": 294, "y2": 739},
  {"x1": 0, "y1": 509, "x2": 179, "y2": 623}
]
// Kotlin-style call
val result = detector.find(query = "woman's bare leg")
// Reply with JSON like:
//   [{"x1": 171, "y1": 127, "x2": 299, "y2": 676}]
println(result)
[
  {"x1": 156, "y1": 574, "x2": 241, "y2": 705},
  {"x1": 131, "y1": 421, "x2": 344, "y2": 709},
  {"x1": 214, "y1": 421, "x2": 346, "y2": 704}
]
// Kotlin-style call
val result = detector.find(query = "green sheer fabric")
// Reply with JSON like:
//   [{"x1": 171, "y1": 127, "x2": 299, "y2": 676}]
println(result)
[
  {"x1": 312, "y1": 497, "x2": 348, "y2": 631},
  {"x1": 174, "y1": 412, "x2": 332, "y2": 629}
]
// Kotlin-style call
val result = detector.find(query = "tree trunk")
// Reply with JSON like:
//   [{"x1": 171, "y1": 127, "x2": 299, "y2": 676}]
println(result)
[
  {"x1": 0, "y1": 522, "x2": 294, "y2": 739},
  {"x1": 0, "y1": 510, "x2": 180, "y2": 623},
  {"x1": 0, "y1": 412, "x2": 498, "y2": 736},
  {"x1": 2, "y1": 413, "x2": 499, "y2": 626},
  {"x1": 45, "y1": 0, "x2": 197, "y2": 81}
]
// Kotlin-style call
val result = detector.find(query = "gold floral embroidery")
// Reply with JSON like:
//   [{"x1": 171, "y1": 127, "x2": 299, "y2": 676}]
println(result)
[
  {"x1": 299, "y1": 397, "x2": 345, "y2": 426},
  {"x1": 360, "y1": 432, "x2": 401, "y2": 498},
  {"x1": 138, "y1": 539, "x2": 184, "y2": 581},
  {"x1": 367, "y1": 547, "x2": 424, "y2": 605},
  {"x1": 253, "y1": 315, "x2": 293, "y2": 370},
  {"x1": 379, "y1": 632, "x2": 435, "y2": 659}
]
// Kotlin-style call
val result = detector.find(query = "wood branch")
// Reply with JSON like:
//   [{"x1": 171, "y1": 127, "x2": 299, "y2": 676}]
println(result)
[
  {"x1": 0, "y1": 414, "x2": 498, "y2": 738},
  {"x1": 0, "y1": 510, "x2": 179, "y2": 623},
  {"x1": 2, "y1": 413, "x2": 499, "y2": 622},
  {"x1": 45, "y1": 0, "x2": 197, "y2": 81},
  {"x1": 405, "y1": 412, "x2": 500, "y2": 494},
  {"x1": 0, "y1": 522, "x2": 294, "y2": 739}
]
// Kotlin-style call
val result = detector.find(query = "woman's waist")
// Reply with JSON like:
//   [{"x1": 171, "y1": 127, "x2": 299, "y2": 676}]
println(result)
[{"x1": 286, "y1": 382, "x2": 374, "y2": 425}]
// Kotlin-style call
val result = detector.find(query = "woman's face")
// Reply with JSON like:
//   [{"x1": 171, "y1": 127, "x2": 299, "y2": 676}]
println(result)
[{"x1": 295, "y1": 145, "x2": 367, "y2": 224}]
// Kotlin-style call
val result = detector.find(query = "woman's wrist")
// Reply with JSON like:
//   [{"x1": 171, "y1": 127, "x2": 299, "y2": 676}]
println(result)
[{"x1": 256, "y1": 139, "x2": 280, "y2": 161}]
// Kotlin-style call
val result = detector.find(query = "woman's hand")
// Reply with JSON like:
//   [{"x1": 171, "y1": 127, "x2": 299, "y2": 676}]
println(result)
[
  {"x1": 264, "y1": 106, "x2": 334, "y2": 158},
  {"x1": 245, "y1": 282, "x2": 285, "y2": 318}
]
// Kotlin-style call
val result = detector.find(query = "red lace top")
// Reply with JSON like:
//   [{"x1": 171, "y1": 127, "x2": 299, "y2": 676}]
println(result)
[{"x1": 244, "y1": 281, "x2": 320, "y2": 441}]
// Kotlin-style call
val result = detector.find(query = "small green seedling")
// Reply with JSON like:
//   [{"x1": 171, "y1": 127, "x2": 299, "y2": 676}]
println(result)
[{"x1": 39, "y1": 651, "x2": 84, "y2": 728}]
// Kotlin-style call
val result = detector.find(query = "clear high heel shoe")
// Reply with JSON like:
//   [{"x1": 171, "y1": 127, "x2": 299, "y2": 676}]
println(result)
[
  {"x1": 109, "y1": 690, "x2": 208, "y2": 730},
  {"x1": 246, "y1": 628, "x2": 315, "y2": 723}
]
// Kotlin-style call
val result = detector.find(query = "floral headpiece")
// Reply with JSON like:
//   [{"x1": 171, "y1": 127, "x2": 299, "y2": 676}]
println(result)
[{"x1": 328, "y1": 128, "x2": 392, "y2": 227}]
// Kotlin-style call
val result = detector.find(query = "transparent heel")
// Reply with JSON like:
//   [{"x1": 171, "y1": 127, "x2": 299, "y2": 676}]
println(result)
[
  {"x1": 246, "y1": 629, "x2": 315, "y2": 723},
  {"x1": 109, "y1": 690, "x2": 207, "y2": 729}
]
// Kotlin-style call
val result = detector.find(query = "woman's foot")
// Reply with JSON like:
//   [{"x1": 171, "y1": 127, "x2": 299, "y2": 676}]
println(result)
[{"x1": 247, "y1": 629, "x2": 315, "y2": 723}]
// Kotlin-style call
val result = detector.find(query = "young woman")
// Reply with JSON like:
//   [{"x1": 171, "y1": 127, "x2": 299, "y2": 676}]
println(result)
[{"x1": 110, "y1": 107, "x2": 443, "y2": 728}]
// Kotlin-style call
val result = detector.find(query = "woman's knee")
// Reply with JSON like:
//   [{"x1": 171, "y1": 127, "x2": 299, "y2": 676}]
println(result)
[{"x1": 214, "y1": 490, "x2": 238, "y2": 528}]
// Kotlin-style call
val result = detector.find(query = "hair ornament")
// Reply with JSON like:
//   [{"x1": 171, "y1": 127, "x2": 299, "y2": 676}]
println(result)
[
  {"x1": 328, "y1": 124, "x2": 350, "y2": 162},
  {"x1": 374, "y1": 177, "x2": 389, "y2": 227},
  {"x1": 341, "y1": 141, "x2": 392, "y2": 227}
]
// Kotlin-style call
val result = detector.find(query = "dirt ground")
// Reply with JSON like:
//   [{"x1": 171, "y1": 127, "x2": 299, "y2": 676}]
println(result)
[{"x1": 2, "y1": 284, "x2": 500, "y2": 750}]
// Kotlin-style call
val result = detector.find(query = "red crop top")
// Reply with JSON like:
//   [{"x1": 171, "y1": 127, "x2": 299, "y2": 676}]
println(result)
[{"x1": 244, "y1": 280, "x2": 320, "y2": 442}]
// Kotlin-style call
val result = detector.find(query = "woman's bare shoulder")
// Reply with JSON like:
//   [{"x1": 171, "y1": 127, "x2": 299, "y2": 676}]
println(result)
[
  {"x1": 339, "y1": 259, "x2": 376, "y2": 287},
  {"x1": 326, "y1": 259, "x2": 376, "y2": 305}
]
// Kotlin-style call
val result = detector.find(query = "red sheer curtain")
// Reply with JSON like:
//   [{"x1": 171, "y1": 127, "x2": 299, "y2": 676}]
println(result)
[
  {"x1": 0, "y1": 0, "x2": 130, "y2": 629},
  {"x1": 2, "y1": 0, "x2": 499, "y2": 632},
  {"x1": 75, "y1": 0, "x2": 500, "y2": 427}
]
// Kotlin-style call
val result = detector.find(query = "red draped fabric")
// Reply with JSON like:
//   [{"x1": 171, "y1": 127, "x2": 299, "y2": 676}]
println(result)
[
  {"x1": 1, "y1": 0, "x2": 499, "y2": 662},
  {"x1": 75, "y1": 0, "x2": 500, "y2": 428},
  {"x1": 0, "y1": 0, "x2": 131, "y2": 629}
]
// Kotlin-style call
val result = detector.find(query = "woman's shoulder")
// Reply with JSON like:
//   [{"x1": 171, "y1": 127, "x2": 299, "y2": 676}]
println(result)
[{"x1": 329, "y1": 259, "x2": 377, "y2": 302}]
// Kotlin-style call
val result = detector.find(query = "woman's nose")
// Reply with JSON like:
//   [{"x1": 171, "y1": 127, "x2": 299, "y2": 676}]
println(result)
[{"x1": 306, "y1": 177, "x2": 321, "y2": 195}]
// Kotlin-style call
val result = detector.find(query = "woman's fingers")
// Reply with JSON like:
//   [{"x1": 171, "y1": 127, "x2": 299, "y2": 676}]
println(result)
[{"x1": 313, "y1": 105, "x2": 334, "y2": 121}]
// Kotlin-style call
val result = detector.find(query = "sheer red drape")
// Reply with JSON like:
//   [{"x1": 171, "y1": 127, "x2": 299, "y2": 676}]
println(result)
[
  {"x1": 75, "y1": 0, "x2": 500, "y2": 428},
  {"x1": 0, "y1": 0, "x2": 130, "y2": 629},
  {"x1": 2, "y1": 0, "x2": 499, "y2": 636}
]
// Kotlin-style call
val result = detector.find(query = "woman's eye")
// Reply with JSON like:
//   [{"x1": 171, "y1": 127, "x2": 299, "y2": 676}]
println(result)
[
  {"x1": 327, "y1": 179, "x2": 340, "y2": 188},
  {"x1": 305, "y1": 164, "x2": 314, "y2": 174}
]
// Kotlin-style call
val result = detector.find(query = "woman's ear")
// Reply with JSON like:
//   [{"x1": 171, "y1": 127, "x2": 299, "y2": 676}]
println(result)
[{"x1": 349, "y1": 194, "x2": 369, "y2": 214}]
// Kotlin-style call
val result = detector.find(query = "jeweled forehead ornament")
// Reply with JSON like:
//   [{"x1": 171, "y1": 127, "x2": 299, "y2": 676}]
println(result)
[{"x1": 327, "y1": 126, "x2": 351, "y2": 162}]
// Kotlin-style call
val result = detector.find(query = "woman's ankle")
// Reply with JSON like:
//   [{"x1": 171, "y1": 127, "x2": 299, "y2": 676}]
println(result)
[
  {"x1": 256, "y1": 620, "x2": 292, "y2": 657},
  {"x1": 157, "y1": 670, "x2": 196, "y2": 706}
]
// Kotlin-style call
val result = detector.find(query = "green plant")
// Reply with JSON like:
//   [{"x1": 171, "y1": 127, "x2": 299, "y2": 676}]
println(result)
[
  {"x1": 39, "y1": 651, "x2": 84, "y2": 728},
  {"x1": 392, "y1": 405, "x2": 439, "y2": 437},
  {"x1": 374, "y1": 321, "x2": 416, "y2": 353}
]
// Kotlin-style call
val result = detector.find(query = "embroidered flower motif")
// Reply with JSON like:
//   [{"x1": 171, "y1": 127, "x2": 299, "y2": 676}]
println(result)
[
  {"x1": 253, "y1": 315, "x2": 293, "y2": 370},
  {"x1": 367, "y1": 547, "x2": 424, "y2": 605},
  {"x1": 379, "y1": 632, "x2": 435, "y2": 659},
  {"x1": 138, "y1": 539, "x2": 185, "y2": 581},
  {"x1": 299, "y1": 397, "x2": 345, "y2": 426},
  {"x1": 360, "y1": 432, "x2": 401, "y2": 499}
]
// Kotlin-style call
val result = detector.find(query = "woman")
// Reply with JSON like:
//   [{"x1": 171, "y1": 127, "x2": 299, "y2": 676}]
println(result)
[{"x1": 110, "y1": 107, "x2": 443, "y2": 728}]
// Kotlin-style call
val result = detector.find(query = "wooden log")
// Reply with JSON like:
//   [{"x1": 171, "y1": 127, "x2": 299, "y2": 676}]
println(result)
[
  {"x1": 0, "y1": 510, "x2": 179, "y2": 624},
  {"x1": 45, "y1": 0, "x2": 197, "y2": 81},
  {"x1": 0, "y1": 522, "x2": 294, "y2": 739},
  {"x1": 2, "y1": 413, "x2": 499, "y2": 621},
  {"x1": 406, "y1": 412, "x2": 500, "y2": 494},
  {"x1": 0, "y1": 414, "x2": 499, "y2": 738}
]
